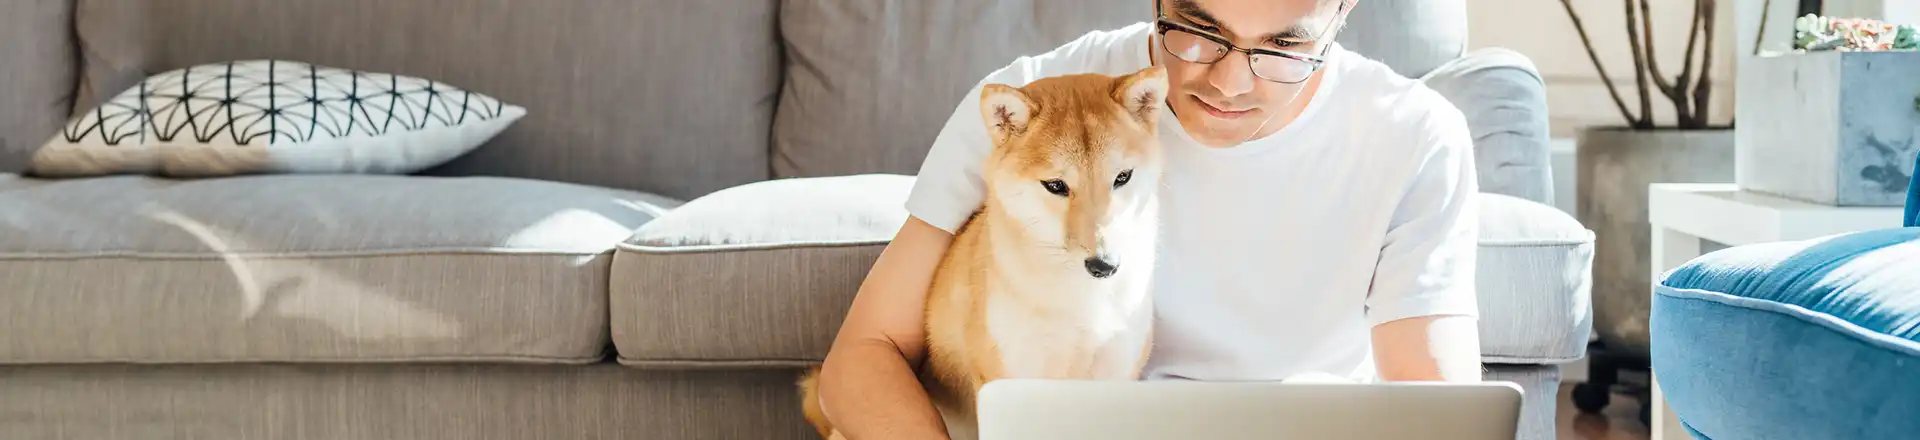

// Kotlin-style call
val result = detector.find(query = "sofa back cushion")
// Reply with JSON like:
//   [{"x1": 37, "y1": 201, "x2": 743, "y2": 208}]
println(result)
[
  {"x1": 1335, "y1": 0, "x2": 1467, "y2": 79},
  {"x1": 771, "y1": 0, "x2": 1467, "y2": 179},
  {"x1": 0, "y1": 1, "x2": 77, "y2": 174},
  {"x1": 770, "y1": 0, "x2": 1145, "y2": 179},
  {"x1": 71, "y1": 0, "x2": 781, "y2": 200}
]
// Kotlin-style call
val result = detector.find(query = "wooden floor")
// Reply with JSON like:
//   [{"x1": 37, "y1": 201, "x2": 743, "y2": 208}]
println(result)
[{"x1": 1557, "y1": 383, "x2": 1649, "y2": 440}]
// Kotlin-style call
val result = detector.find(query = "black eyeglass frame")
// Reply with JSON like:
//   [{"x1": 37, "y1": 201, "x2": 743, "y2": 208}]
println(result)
[{"x1": 1150, "y1": 1, "x2": 1349, "y2": 84}]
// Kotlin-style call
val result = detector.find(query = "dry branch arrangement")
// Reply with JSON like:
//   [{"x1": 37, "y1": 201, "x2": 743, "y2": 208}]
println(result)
[{"x1": 1557, "y1": 0, "x2": 1719, "y2": 130}]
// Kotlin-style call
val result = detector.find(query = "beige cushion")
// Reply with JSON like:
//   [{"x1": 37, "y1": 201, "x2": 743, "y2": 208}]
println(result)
[
  {"x1": 70, "y1": 0, "x2": 780, "y2": 200},
  {"x1": 0, "y1": 0, "x2": 76, "y2": 173},
  {"x1": 770, "y1": 1, "x2": 1141, "y2": 179},
  {"x1": 0, "y1": 174, "x2": 677, "y2": 364},
  {"x1": 1333, "y1": 0, "x2": 1469, "y2": 79},
  {"x1": 609, "y1": 175, "x2": 1594, "y2": 367},
  {"x1": 611, "y1": 174, "x2": 910, "y2": 367},
  {"x1": 769, "y1": 0, "x2": 1472, "y2": 180}
]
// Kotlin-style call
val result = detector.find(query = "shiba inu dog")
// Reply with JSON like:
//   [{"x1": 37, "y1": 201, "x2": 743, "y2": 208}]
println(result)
[{"x1": 797, "y1": 65, "x2": 1171, "y2": 440}]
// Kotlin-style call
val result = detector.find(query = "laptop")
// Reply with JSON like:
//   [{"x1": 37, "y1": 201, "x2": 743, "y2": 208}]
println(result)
[{"x1": 975, "y1": 378, "x2": 1525, "y2": 440}]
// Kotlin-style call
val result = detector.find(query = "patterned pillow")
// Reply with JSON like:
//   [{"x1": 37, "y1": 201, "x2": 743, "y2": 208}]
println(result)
[{"x1": 33, "y1": 59, "x2": 525, "y2": 177}]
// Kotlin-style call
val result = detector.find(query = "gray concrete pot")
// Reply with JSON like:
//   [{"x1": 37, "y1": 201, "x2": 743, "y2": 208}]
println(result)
[{"x1": 1575, "y1": 126, "x2": 1734, "y2": 358}]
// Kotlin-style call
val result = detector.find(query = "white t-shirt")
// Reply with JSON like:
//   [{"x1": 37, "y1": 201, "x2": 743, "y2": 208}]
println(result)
[{"x1": 904, "y1": 22, "x2": 1480, "y2": 383}]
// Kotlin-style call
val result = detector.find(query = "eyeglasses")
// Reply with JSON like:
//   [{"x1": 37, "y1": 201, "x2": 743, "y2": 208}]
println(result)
[{"x1": 1152, "y1": 3, "x2": 1347, "y2": 84}]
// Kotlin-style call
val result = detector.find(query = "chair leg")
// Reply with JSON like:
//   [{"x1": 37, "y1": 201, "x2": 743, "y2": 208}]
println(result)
[
  {"x1": 1572, "y1": 340, "x2": 1657, "y2": 427},
  {"x1": 1572, "y1": 341, "x2": 1616, "y2": 413}
]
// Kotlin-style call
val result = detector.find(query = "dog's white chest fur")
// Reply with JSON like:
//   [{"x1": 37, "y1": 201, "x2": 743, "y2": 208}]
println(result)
[{"x1": 983, "y1": 277, "x2": 1154, "y2": 380}]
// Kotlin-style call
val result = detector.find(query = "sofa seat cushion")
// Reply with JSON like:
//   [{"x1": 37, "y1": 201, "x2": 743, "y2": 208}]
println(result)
[
  {"x1": 609, "y1": 174, "x2": 1594, "y2": 367},
  {"x1": 0, "y1": 173, "x2": 677, "y2": 364},
  {"x1": 611, "y1": 174, "x2": 909, "y2": 367},
  {"x1": 1652, "y1": 227, "x2": 1920, "y2": 439}
]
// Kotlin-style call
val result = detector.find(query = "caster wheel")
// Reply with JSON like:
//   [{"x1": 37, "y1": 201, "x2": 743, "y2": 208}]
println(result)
[{"x1": 1571, "y1": 382, "x2": 1611, "y2": 413}]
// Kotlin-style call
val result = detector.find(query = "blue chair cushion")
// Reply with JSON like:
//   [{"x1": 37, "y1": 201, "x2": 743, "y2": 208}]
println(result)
[
  {"x1": 1652, "y1": 227, "x2": 1920, "y2": 440},
  {"x1": 1906, "y1": 150, "x2": 1918, "y2": 227}
]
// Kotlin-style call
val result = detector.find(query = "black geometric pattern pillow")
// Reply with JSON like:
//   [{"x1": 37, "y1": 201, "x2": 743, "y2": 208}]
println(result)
[{"x1": 32, "y1": 59, "x2": 526, "y2": 177}]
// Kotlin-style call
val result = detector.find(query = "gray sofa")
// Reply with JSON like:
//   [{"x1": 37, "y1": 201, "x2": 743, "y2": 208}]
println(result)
[{"x1": 0, "y1": 0, "x2": 1594, "y2": 439}]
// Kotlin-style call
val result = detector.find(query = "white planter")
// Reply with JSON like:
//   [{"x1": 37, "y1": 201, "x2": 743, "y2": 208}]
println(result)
[
  {"x1": 1576, "y1": 127, "x2": 1734, "y2": 358},
  {"x1": 1738, "y1": 51, "x2": 1920, "y2": 207}
]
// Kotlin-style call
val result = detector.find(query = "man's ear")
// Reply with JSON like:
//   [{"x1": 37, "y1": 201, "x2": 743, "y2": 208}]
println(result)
[
  {"x1": 1114, "y1": 66, "x2": 1168, "y2": 125},
  {"x1": 980, "y1": 84, "x2": 1034, "y2": 142}
]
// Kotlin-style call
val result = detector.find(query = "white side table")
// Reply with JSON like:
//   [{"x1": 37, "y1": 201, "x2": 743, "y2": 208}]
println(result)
[{"x1": 1646, "y1": 183, "x2": 1908, "y2": 440}]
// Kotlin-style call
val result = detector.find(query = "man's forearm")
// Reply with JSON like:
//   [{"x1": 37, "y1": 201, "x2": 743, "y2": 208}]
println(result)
[
  {"x1": 820, "y1": 340, "x2": 951, "y2": 440},
  {"x1": 1371, "y1": 314, "x2": 1483, "y2": 382}
]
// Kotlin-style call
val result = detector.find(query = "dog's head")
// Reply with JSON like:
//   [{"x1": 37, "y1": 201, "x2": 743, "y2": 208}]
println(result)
[{"x1": 978, "y1": 66, "x2": 1169, "y2": 280}]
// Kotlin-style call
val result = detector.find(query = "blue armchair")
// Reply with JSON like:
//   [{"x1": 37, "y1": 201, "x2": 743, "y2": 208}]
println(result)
[{"x1": 1650, "y1": 152, "x2": 1920, "y2": 439}]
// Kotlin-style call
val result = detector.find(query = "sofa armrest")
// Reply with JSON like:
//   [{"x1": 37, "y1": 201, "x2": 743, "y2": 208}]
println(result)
[
  {"x1": 1421, "y1": 48, "x2": 1554, "y2": 206},
  {"x1": 1475, "y1": 194, "x2": 1596, "y2": 364}
]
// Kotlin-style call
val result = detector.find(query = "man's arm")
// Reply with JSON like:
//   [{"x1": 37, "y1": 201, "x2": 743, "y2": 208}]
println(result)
[
  {"x1": 1373, "y1": 315, "x2": 1483, "y2": 381},
  {"x1": 1365, "y1": 104, "x2": 1483, "y2": 382},
  {"x1": 816, "y1": 58, "x2": 1000, "y2": 440},
  {"x1": 816, "y1": 216, "x2": 956, "y2": 440}
]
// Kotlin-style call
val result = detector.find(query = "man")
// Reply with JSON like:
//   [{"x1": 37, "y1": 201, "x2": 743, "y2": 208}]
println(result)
[{"x1": 814, "y1": 0, "x2": 1483, "y2": 438}]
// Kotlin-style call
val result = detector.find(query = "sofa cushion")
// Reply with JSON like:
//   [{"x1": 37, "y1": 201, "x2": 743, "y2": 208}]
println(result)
[
  {"x1": 1652, "y1": 227, "x2": 1920, "y2": 439},
  {"x1": 611, "y1": 174, "x2": 910, "y2": 367},
  {"x1": 0, "y1": 174, "x2": 677, "y2": 364},
  {"x1": 0, "y1": 0, "x2": 76, "y2": 173},
  {"x1": 71, "y1": 0, "x2": 779, "y2": 200},
  {"x1": 770, "y1": 0, "x2": 1142, "y2": 179},
  {"x1": 36, "y1": 59, "x2": 526, "y2": 178},
  {"x1": 609, "y1": 175, "x2": 1593, "y2": 367},
  {"x1": 1333, "y1": 0, "x2": 1468, "y2": 79}
]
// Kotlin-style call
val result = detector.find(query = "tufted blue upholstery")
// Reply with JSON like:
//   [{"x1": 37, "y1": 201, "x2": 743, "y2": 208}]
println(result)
[
  {"x1": 1653, "y1": 227, "x2": 1920, "y2": 439},
  {"x1": 1907, "y1": 150, "x2": 1918, "y2": 227},
  {"x1": 1652, "y1": 151, "x2": 1920, "y2": 439}
]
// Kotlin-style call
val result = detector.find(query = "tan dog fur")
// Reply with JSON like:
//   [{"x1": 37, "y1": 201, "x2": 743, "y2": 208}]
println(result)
[{"x1": 798, "y1": 66, "x2": 1171, "y2": 440}]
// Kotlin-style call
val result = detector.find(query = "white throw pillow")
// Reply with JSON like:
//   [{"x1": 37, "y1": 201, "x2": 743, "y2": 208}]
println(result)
[{"x1": 33, "y1": 59, "x2": 525, "y2": 177}]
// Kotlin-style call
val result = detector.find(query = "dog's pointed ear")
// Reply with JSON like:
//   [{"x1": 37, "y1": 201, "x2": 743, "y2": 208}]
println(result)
[
  {"x1": 1113, "y1": 66, "x2": 1168, "y2": 125},
  {"x1": 980, "y1": 83, "x2": 1034, "y2": 142}
]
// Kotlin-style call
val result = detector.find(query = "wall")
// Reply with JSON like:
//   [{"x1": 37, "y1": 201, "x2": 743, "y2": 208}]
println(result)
[
  {"x1": 1479, "y1": 0, "x2": 1918, "y2": 139},
  {"x1": 1825, "y1": 0, "x2": 1920, "y2": 25},
  {"x1": 1468, "y1": 0, "x2": 1741, "y2": 139},
  {"x1": 1486, "y1": 0, "x2": 1916, "y2": 215}
]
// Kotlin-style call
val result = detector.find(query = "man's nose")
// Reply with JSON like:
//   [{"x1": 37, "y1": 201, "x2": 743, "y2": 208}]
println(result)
[{"x1": 1205, "y1": 51, "x2": 1256, "y2": 97}]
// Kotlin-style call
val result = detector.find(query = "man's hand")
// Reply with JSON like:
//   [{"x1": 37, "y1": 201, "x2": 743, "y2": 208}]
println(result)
[{"x1": 1371, "y1": 314, "x2": 1483, "y2": 382}]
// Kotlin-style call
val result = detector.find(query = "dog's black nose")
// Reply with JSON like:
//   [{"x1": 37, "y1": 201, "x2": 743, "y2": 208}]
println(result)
[{"x1": 1083, "y1": 257, "x2": 1118, "y2": 278}]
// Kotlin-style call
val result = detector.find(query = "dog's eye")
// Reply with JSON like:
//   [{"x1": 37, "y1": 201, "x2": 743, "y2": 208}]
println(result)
[
  {"x1": 1041, "y1": 179, "x2": 1070, "y2": 196},
  {"x1": 1113, "y1": 169, "x2": 1133, "y2": 188}
]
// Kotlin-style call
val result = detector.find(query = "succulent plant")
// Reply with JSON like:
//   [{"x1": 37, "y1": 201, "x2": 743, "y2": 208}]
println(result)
[
  {"x1": 1796, "y1": 15, "x2": 1845, "y2": 50},
  {"x1": 1795, "y1": 14, "x2": 1920, "y2": 52}
]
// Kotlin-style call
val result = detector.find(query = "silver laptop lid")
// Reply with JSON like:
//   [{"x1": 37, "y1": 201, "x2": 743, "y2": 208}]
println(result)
[{"x1": 976, "y1": 379, "x2": 1524, "y2": 440}]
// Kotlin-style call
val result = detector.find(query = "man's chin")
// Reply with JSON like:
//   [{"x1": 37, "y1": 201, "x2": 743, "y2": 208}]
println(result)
[{"x1": 1173, "y1": 112, "x2": 1261, "y2": 147}]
